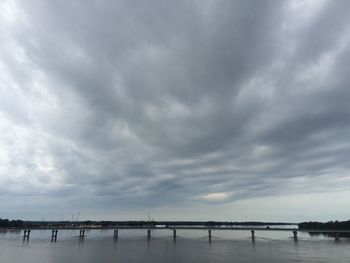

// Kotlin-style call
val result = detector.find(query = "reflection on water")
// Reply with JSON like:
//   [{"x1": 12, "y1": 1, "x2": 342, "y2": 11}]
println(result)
[{"x1": 0, "y1": 229, "x2": 349, "y2": 263}]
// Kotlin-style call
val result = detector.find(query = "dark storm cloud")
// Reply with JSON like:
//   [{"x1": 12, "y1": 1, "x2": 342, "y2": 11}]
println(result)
[{"x1": 1, "y1": 0, "x2": 350, "y2": 218}]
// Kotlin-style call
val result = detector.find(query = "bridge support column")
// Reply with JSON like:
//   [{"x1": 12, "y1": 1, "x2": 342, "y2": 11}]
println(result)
[
  {"x1": 293, "y1": 231, "x2": 298, "y2": 241},
  {"x1": 79, "y1": 229, "x2": 85, "y2": 240},
  {"x1": 173, "y1": 229, "x2": 176, "y2": 241},
  {"x1": 251, "y1": 230, "x2": 255, "y2": 241},
  {"x1": 51, "y1": 230, "x2": 58, "y2": 242},
  {"x1": 208, "y1": 230, "x2": 212, "y2": 242},
  {"x1": 147, "y1": 229, "x2": 151, "y2": 240},
  {"x1": 114, "y1": 229, "x2": 118, "y2": 241},
  {"x1": 23, "y1": 230, "x2": 30, "y2": 241},
  {"x1": 335, "y1": 232, "x2": 340, "y2": 241}
]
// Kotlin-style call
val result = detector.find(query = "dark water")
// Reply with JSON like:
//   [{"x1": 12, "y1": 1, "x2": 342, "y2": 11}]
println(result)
[{"x1": 0, "y1": 229, "x2": 349, "y2": 262}]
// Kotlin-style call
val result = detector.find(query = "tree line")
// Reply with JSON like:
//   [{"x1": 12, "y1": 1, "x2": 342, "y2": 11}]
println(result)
[
  {"x1": 0, "y1": 218, "x2": 293, "y2": 228},
  {"x1": 0, "y1": 218, "x2": 24, "y2": 228},
  {"x1": 298, "y1": 220, "x2": 350, "y2": 230}
]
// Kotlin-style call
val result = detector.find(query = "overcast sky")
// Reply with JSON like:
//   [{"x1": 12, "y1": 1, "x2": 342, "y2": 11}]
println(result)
[{"x1": 1, "y1": 0, "x2": 350, "y2": 222}]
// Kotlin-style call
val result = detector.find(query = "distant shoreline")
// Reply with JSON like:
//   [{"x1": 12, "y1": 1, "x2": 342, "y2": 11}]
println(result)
[
  {"x1": 1, "y1": 218, "x2": 349, "y2": 230},
  {"x1": 0, "y1": 219, "x2": 295, "y2": 229}
]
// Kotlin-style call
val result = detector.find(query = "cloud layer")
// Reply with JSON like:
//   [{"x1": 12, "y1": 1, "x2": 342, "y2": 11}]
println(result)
[{"x1": 1, "y1": 0, "x2": 350, "y2": 221}]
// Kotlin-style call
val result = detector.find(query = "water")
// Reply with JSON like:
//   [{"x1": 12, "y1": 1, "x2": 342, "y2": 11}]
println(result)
[{"x1": 0, "y1": 229, "x2": 349, "y2": 262}]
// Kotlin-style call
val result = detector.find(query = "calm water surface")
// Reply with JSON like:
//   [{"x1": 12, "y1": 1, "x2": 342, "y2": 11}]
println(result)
[{"x1": 0, "y1": 229, "x2": 349, "y2": 262}]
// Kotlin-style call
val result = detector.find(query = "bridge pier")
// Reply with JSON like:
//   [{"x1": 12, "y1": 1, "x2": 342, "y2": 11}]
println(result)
[
  {"x1": 208, "y1": 230, "x2": 212, "y2": 242},
  {"x1": 147, "y1": 229, "x2": 151, "y2": 240},
  {"x1": 114, "y1": 229, "x2": 118, "y2": 241},
  {"x1": 251, "y1": 230, "x2": 255, "y2": 241},
  {"x1": 51, "y1": 229, "x2": 58, "y2": 242},
  {"x1": 23, "y1": 230, "x2": 31, "y2": 241},
  {"x1": 173, "y1": 229, "x2": 176, "y2": 241},
  {"x1": 293, "y1": 231, "x2": 298, "y2": 241},
  {"x1": 335, "y1": 232, "x2": 340, "y2": 241},
  {"x1": 79, "y1": 229, "x2": 85, "y2": 240}
]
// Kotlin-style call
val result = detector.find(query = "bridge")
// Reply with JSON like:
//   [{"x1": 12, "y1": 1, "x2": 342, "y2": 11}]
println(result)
[{"x1": 5, "y1": 226, "x2": 350, "y2": 243}]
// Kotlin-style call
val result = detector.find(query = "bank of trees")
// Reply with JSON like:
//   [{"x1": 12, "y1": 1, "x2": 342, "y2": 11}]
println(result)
[
  {"x1": 0, "y1": 218, "x2": 23, "y2": 228},
  {"x1": 298, "y1": 220, "x2": 350, "y2": 230},
  {"x1": 6, "y1": 218, "x2": 349, "y2": 229}
]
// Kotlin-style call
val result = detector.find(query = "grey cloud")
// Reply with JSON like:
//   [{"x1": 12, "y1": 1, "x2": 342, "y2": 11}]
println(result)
[{"x1": 1, "y1": 0, "x2": 350, "y2": 220}]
